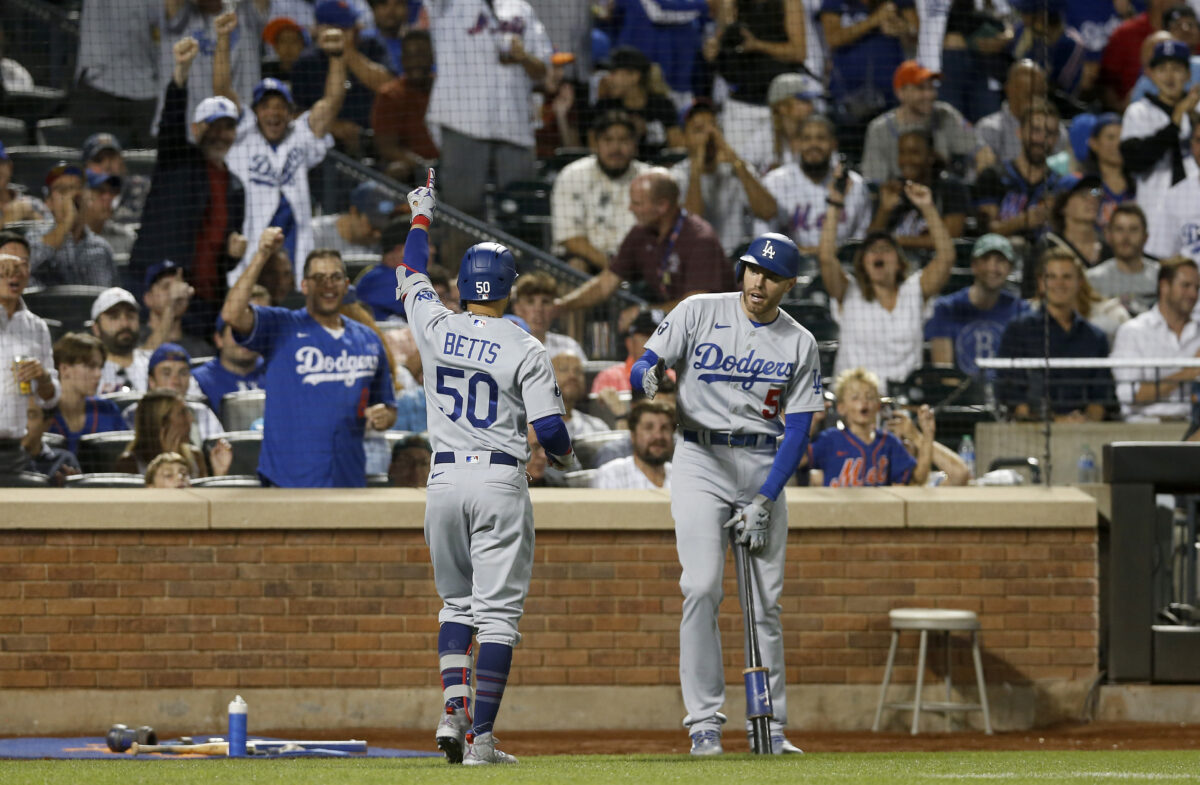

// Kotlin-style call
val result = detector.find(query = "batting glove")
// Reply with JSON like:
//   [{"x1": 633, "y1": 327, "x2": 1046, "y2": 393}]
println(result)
[
  {"x1": 723, "y1": 494, "x2": 772, "y2": 553},
  {"x1": 407, "y1": 186, "x2": 436, "y2": 226},
  {"x1": 642, "y1": 358, "x2": 666, "y2": 399},
  {"x1": 548, "y1": 449, "x2": 581, "y2": 473}
]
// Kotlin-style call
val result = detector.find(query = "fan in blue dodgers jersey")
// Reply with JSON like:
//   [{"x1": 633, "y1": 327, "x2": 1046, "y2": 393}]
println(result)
[
  {"x1": 220, "y1": 226, "x2": 397, "y2": 486},
  {"x1": 394, "y1": 173, "x2": 580, "y2": 767},
  {"x1": 631, "y1": 231, "x2": 823, "y2": 756}
]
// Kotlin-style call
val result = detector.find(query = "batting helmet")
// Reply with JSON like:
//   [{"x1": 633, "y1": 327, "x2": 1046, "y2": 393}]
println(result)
[
  {"x1": 736, "y1": 233, "x2": 801, "y2": 282},
  {"x1": 457, "y1": 242, "x2": 517, "y2": 304}
]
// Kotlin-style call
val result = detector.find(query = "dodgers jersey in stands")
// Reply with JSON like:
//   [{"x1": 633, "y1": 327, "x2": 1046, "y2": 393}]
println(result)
[
  {"x1": 191, "y1": 356, "x2": 265, "y2": 418},
  {"x1": 399, "y1": 273, "x2": 563, "y2": 459},
  {"x1": 645, "y1": 293, "x2": 824, "y2": 434},
  {"x1": 809, "y1": 427, "x2": 916, "y2": 486},
  {"x1": 225, "y1": 110, "x2": 334, "y2": 287},
  {"x1": 234, "y1": 306, "x2": 395, "y2": 486}
]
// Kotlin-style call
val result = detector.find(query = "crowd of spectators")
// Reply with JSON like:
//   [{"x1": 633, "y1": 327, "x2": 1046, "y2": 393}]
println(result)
[{"x1": 3, "y1": 0, "x2": 1200, "y2": 490}]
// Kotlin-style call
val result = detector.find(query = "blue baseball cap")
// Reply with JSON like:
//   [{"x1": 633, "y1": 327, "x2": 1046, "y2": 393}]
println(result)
[
  {"x1": 314, "y1": 0, "x2": 359, "y2": 28},
  {"x1": 81, "y1": 132, "x2": 122, "y2": 163},
  {"x1": 252, "y1": 77, "x2": 294, "y2": 108},
  {"x1": 85, "y1": 170, "x2": 122, "y2": 191},
  {"x1": 144, "y1": 259, "x2": 182, "y2": 292},
  {"x1": 148, "y1": 342, "x2": 192, "y2": 374},
  {"x1": 350, "y1": 181, "x2": 398, "y2": 230},
  {"x1": 1151, "y1": 39, "x2": 1191, "y2": 68},
  {"x1": 0, "y1": 140, "x2": 9, "y2": 161}
]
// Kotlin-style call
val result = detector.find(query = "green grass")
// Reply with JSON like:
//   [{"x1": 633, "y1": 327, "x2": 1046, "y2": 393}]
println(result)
[{"x1": 4, "y1": 751, "x2": 1200, "y2": 785}]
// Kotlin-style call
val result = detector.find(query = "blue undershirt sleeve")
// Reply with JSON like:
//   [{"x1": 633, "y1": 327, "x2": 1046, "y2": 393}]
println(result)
[
  {"x1": 400, "y1": 226, "x2": 429, "y2": 276},
  {"x1": 629, "y1": 349, "x2": 660, "y2": 391},
  {"x1": 758, "y1": 412, "x2": 814, "y2": 502},
  {"x1": 531, "y1": 414, "x2": 572, "y2": 458}
]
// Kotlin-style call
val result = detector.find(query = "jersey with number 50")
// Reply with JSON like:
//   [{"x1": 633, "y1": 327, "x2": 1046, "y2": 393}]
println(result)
[
  {"x1": 400, "y1": 270, "x2": 564, "y2": 458},
  {"x1": 645, "y1": 292, "x2": 823, "y2": 435}
]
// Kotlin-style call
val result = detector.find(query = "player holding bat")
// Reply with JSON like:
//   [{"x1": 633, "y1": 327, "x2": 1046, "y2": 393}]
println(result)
[
  {"x1": 631, "y1": 232, "x2": 822, "y2": 756},
  {"x1": 395, "y1": 171, "x2": 578, "y2": 766}
]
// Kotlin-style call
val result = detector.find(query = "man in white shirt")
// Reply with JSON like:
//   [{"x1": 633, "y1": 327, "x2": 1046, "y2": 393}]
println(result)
[
  {"x1": 592, "y1": 399, "x2": 673, "y2": 489},
  {"x1": 510, "y1": 271, "x2": 587, "y2": 360},
  {"x1": 1110, "y1": 259, "x2": 1200, "y2": 421},
  {"x1": 551, "y1": 111, "x2": 649, "y2": 273},
  {"x1": 1087, "y1": 204, "x2": 1161, "y2": 316},
  {"x1": 673, "y1": 99, "x2": 777, "y2": 256},
  {"x1": 551, "y1": 353, "x2": 608, "y2": 439},
  {"x1": 757, "y1": 115, "x2": 870, "y2": 255},
  {"x1": 0, "y1": 232, "x2": 61, "y2": 479},
  {"x1": 425, "y1": 0, "x2": 552, "y2": 261}
]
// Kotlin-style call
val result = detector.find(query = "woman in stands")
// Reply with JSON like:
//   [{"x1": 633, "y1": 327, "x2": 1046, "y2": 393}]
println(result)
[
  {"x1": 819, "y1": 164, "x2": 955, "y2": 385},
  {"x1": 115, "y1": 389, "x2": 229, "y2": 478}
]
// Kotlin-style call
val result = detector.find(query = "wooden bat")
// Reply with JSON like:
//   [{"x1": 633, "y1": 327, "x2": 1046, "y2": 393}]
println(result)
[{"x1": 130, "y1": 741, "x2": 228, "y2": 755}]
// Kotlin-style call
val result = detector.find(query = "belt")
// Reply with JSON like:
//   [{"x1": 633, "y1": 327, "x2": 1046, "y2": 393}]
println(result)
[
  {"x1": 682, "y1": 430, "x2": 775, "y2": 448},
  {"x1": 433, "y1": 451, "x2": 518, "y2": 467}
]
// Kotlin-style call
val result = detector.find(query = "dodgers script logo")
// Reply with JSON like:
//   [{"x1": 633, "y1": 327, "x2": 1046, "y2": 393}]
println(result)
[
  {"x1": 294, "y1": 347, "x2": 379, "y2": 387},
  {"x1": 692, "y1": 343, "x2": 794, "y2": 390},
  {"x1": 248, "y1": 147, "x2": 306, "y2": 189}
]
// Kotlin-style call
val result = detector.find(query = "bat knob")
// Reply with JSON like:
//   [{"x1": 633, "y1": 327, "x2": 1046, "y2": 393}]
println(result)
[{"x1": 107, "y1": 724, "x2": 157, "y2": 752}]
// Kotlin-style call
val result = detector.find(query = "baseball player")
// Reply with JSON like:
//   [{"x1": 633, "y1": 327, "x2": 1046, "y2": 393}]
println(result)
[
  {"x1": 631, "y1": 232, "x2": 822, "y2": 756},
  {"x1": 394, "y1": 174, "x2": 580, "y2": 766}
]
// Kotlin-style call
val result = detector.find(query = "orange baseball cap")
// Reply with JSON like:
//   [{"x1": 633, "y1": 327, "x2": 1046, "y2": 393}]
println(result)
[
  {"x1": 551, "y1": 52, "x2": 575, "y2": 66},
  {"x1": 263, "y1": 17, "x2": 303, "y2": 47},
  {"x1": 893, "y1": 60, "x2": 941, "y2": 91}
]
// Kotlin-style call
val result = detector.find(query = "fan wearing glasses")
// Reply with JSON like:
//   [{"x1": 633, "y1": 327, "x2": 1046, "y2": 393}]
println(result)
[{"x1": 220, "y1": 228, "x2": 397, "y2": 487}]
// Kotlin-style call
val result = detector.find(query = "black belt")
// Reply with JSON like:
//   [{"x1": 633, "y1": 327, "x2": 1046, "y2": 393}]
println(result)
[
  {"x1": 433, "y1": 451, "x2": 518, "y2": 466},
  {"x1": 682, "y1": 430, "x2": 774, "y2": 448}
]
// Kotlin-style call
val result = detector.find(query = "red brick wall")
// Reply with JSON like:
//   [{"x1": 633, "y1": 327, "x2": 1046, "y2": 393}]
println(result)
[{"x1": 0, "y1": 527, "x2": 1097, "y2": 690}]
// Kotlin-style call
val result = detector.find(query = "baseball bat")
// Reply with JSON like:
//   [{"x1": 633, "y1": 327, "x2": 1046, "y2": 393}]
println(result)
[
  {"x1": 130, "y1": 741, "x2": 229, "y2": 755},
  {"x1": 733, "y1": 532, "x2": 773, "y2": 754},
  {"x1": 426, "y1": 167, "x2": 435, "y2": 189}
]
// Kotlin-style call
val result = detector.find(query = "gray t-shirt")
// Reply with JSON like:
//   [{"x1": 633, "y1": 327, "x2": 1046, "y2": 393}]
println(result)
[
  {"x1": 1086, "y1": 257, "x2": 1160, "y2": 316},
  {"x1": 646, "y1": 292, "x2": 823, "y2": 435},
  {"x1": 311, "y1": 215, "x2": 382, "y2": 258},
  {"x1": 861, "y1": 102, "x2": 981, "y2": 183},
  {"x1": 670, "y1": 159, "x2": 753, "y2": 256}
]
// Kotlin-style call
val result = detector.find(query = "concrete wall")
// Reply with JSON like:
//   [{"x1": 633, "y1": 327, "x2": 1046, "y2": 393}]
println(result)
[{"x1": 0, "y1": 487, "x2": 1098, "y2": 733}]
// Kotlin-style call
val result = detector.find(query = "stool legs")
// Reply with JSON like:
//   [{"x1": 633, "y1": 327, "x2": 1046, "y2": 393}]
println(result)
[
  {"x1": 871, "y1": 630, "x2": 900, "y2": 732},
  {"x1": 971, "y1": 630, "x2": 994, "y2": 735},
  {"x1": 911, "y1": 629, "x2": 928, "y2": 735}
]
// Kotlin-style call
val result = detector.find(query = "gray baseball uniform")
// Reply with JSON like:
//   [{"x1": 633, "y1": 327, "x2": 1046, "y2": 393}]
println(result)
[
  {"x1": 401, "y1": 271, "x2": 565, "y2": 646},
  {"x1": 645, "y1": 292, "x2": 823, "y2": 736}
]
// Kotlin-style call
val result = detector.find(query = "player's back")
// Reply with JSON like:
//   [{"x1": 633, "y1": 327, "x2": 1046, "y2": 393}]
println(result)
[{"x1": 415, "y1": 310, "x2": 556, "y2": 460}]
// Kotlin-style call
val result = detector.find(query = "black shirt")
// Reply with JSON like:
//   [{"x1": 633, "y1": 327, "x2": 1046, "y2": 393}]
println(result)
[{"x1": 996, "y1": 308, "x2": 1115, "y2": 416}]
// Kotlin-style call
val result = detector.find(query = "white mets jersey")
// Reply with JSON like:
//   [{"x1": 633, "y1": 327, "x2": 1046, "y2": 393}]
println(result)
[
  {"x1": 225, "y1": 110, "x2": 334, "y2": 288},
  {"x1": 645, "y1": 292, "x2": 824, "y2": 436},
  {"x1": 756, "y1": 164, "x2": 871, "y2": 250},
  {"x1": 400, "y1": 270, "x2": 564, "y2": 459}
]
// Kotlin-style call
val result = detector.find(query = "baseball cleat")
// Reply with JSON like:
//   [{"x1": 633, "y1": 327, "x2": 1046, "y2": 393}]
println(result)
[
  {"x1": 462, "y1": 732, "x2": 517, "y2": 765},
  {"x1": 689, "y1": 729, "x2": 724, "y2": 756},
  {"x1": 435, "y1": 705, "x2": 471, "y2": 764},
  {"x1": 771, "y1": 734, "x2": 804, "y2": 754}
]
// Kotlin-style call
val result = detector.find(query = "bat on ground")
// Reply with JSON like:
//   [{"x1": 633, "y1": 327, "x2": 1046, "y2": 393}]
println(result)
[
  {"x1": 130, "y1": 741, "x2": 228, "y2": 755},
  {"x1": 733, "y1": 531, "x2": 774, "y2": 754},
  {"x1": 129, "y1": 739, "x2": 368, "y2": 756}
]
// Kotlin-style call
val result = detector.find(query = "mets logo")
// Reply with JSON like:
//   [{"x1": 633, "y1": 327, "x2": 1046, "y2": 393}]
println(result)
[{"x1": 761, "y1": 240, "x2": 776, "y2": 259}]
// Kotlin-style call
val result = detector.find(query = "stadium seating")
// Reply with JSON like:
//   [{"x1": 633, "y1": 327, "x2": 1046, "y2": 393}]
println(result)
[
  {"x1": 77, "y1": 431, "x2": 134, "y2": 474},
  {"x1": 65, "y1": 473, "x2": 145, "y2": 488},
  {"x1": 0, "y1": 116, "x2": 27, "y2": 148},
  {"x1": 219, "y1": 391, "x2": 265, "y2": 432},
  {"x1": 206, "y1": 431, "x2": 262, "y2": 477},
  {"x1": 23, "y1": 286, "x2": 110, "y2": 332}
]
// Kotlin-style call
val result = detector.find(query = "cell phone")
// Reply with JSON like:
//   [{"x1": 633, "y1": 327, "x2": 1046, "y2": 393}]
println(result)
[{"x1": 833, "y1": 153, "x2": 849, "y2": 194}]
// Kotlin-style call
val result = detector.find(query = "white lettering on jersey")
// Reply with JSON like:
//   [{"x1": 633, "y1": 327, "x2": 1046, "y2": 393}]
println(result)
[
  {"x1": 248, "y1": 148, "x2": 306, "y2": 189},
  {"x1": 294, "y1": 346, "x2": 380, "y2": 387}
]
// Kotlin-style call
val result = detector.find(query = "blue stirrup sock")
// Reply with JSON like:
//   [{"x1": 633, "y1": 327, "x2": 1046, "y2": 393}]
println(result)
[
  {"x1": 438, "y1": 622, "x2": 474, "y2": 717},
  {"x1": 471, "y1": 642, "x2": 513, "y2": 737}
]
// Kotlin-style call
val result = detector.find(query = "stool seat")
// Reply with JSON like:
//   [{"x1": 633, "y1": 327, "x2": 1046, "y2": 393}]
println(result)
[
  {"x1": 889, "y1": 608, "x2": 981, "y2": 631},
  {"x1": 873, "y1": 607, "x2": 993, "y2": 735}
]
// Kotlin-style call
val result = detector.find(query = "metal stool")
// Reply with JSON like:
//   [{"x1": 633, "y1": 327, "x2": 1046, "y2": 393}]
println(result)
[{"x1": 872, "y1": 608, "x2": 993, "y2": 735}]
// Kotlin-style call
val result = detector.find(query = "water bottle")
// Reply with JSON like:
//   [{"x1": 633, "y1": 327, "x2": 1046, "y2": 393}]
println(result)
[
  {"x1": 228, "y1": 695, "x2": 247, "y2": 757},
  {"x1": 958, "y1": 435, "x2": 976, "y2": 477},
  {"x1": 1077, "y1": 444, "x2": 1099, "y2": 484}
]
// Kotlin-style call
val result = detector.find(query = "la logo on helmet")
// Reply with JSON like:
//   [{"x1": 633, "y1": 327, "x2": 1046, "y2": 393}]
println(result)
[{"x1": 761, "y1": 241, "x2": 776, "y2": 259}]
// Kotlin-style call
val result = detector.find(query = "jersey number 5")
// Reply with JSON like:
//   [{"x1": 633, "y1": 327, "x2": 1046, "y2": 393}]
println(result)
[
  {"x1": 436, "y1": 367, "x2": 499, "y2": 427},
  {"x1": 761, "y1": 388, "x2": 781, "y2": 419}
]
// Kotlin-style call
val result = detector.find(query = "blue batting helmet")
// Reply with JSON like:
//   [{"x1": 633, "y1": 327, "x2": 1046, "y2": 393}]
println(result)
[
  {"x1": 457, "y1": 242, "x2": 517, "y2": 304},
  {"x1": 736, "y1": 233, "x2": 801, "y2": 281}
]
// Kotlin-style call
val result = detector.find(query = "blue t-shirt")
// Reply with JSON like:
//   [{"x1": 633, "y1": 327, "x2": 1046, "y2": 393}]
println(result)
[
  {"x1": 356, "y1": 264, "x2": 407, "y2": 322},
  {"x1": 392, "y1": 386, "x2": 427, "y2": 433},
  {"x1": 235, "y1": 306, "x2": 396, "y2": 487},
  {"x1": 49, "y1": 397, "x2": 127, "y2": 455},
  {"x1": 924, "y1": 288, "x2": 1030, "y2": 376},
  {"x1": 192, "y1": 357, "x2": 266, "y2": 418},
  {"x1": 614, "y1": 0, "x2": 706, "y2": 94},
  {"x1": 819, "y1": 0, "x2": 911, "y2": 101},
  {"x1": 808, "y1": 427, "x2": 915, "y2": 487},
  {"x1": 1007, "y1": 23, "x2": 1096, "y2": 96},
  {"x1": 1065, "y1": 0, "x2": 1142, "y2": 54}
]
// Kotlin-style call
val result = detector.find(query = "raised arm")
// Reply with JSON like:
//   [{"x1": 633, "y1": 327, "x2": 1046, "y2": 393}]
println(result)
[
  {"x1": 213, "y1": 11, "x2": 240, "y2": 109},
  {"x1": 308, "y1": 29, "x2": 348, "y2": 139},
  {"x1": 222, "y1": 227, "x2": 284, "y2": 334},
  {"x1": 908, "y1": 181, "x2": 955, "y2": 298},
  {"x1": 817, "y1": 162, "x2": 851, "y2": 303},
  {"x1": 821, "y1": 2, "x2": 887, "y2": 50},
  {"x1": 343, "y1": 35, "x2": 395, "y2": 93},
  {"x1": 713, "y1": 126, "x2": 777, "y2": 219},
  {"x1": 553, "y1": 269, "x2": 623, "y2": 312}
]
